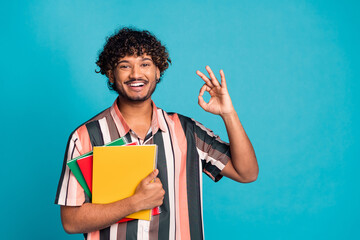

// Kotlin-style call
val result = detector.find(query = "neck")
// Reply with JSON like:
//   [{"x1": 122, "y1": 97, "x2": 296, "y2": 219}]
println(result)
[{"x1": 117, "y1": 97, "x2": 153, "y2": 139}]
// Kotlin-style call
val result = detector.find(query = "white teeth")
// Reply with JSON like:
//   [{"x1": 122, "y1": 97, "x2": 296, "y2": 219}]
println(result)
[{"x1": 130, "y1": 82, "x2": 144, "y2": 87}]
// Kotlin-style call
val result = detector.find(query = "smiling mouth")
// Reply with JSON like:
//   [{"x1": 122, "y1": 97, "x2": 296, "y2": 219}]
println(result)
[
  {"x1": 125, "y1": 79, "x2": 148, "y2": 88},
  {"x1": 129, "y1": 82, "x2": 145, "y2": 87}
]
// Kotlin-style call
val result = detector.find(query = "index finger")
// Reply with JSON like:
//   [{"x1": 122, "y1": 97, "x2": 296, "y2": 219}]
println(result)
[{"x1": 196, "y1": 70, "x2": 214, "y2": 88}]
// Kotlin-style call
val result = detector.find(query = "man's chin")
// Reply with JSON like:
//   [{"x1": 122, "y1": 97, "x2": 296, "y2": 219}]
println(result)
[
  {"x1": 117, "y1": 93, "x2": 151, "y2": 103},
  {"x1": 128, "y1": 97, "x2": 150, "y2": 102}
]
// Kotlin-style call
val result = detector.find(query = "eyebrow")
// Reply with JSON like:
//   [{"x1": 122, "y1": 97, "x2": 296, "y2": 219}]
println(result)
[
  {"x1": 117, "y1": 60, "x2": 129, "y2": 64},
  {"x1": 142, "y1": 57, "x2": 153, "y2": 62},
  {"x1": 117, "y1": 57, "x2": 153, "y2": 65}
]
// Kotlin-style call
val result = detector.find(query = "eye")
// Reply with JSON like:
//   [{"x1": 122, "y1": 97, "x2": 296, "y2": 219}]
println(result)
[
  {"x1": 141, "y1": 63, "x2": 150, "y2": 67},
  {"x1": 119, "y1": 65, "x2": 130, "y2": 69}
]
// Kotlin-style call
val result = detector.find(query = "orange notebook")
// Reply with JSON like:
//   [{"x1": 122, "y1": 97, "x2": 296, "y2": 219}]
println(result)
[
  {"x1": 92, "y1": 145, "x2": 158, "y2": 221},
  {"x1": 77, "y1": 142, "x2": 138, "y2": 192},
  {"x1": 77, "y1": 142, "x2": 160, "y2": 223}
]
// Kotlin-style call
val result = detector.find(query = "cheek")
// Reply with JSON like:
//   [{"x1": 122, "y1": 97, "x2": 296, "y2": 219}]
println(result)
[{"x1": 114, "y1": 72, "x2": 128, "y2": 82}]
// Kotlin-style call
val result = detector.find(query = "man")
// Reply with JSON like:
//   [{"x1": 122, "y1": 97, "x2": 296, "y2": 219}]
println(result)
[{"x1": 55, "y1": 27, "x2": 258, "y2": 240}]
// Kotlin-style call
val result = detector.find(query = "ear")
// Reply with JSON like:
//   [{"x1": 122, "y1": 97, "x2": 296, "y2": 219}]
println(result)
[
  {"x1": 107, "y1": 70, "x2": 114, "y2": 83},
  {"x1": 156, "y1": 68, "x2": 160, "y2": 80}
]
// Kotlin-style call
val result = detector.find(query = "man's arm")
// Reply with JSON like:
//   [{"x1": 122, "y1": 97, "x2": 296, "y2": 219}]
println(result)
[
  {"x1": 61, "y1": 169, "x2": 165, "y2": 234},
  {"x1": 196, "y1": 66, "x2": 259, "y2": 183}
]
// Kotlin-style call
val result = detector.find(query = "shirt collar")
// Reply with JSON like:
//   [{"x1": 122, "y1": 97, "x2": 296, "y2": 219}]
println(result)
[{"x1": 110, "y1": 98, "x2": 167, "y2": 138}]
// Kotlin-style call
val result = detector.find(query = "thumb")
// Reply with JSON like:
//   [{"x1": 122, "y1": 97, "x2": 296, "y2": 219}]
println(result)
[{"x1": 142, "y1": 169, "x2": 159, "y2": 184}]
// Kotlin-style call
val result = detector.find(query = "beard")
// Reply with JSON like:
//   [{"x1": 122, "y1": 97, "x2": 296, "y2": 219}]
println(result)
[{"x1": 114, "y1": 79, "x2": 157, "y2": 102}]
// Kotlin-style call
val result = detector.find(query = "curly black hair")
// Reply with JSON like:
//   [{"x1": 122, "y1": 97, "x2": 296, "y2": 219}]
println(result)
[{"x1": 96, "y1": 27, "x2": 171, "y2": 91}]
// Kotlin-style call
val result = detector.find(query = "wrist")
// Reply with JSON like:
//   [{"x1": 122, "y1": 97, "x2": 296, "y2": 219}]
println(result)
[
  {"x1": 220, "y1": 109, "x2": 237, "y2": 121},
  {"x1": 127, "y1": 194, "x2": 142, "y2": 213}
]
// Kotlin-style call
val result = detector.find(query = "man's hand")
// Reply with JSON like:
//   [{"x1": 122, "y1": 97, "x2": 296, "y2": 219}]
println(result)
[
  {"x1": 196, "y1": 66, "x2": 235, "y2": 117},
  {"x1": 61, "y1": 169, "x2": 165, "y2": 234},
  {"x1": 196, "y1": 65, "x2": 258, "y2": 183},
  {"x1": 132, "y1": 169, "x2": 165, "y2": 211}
]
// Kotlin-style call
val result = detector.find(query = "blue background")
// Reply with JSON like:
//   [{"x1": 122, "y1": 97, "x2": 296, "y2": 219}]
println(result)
[{"x1": 1, "y1": 0, "x2": 359, "y2": 239}]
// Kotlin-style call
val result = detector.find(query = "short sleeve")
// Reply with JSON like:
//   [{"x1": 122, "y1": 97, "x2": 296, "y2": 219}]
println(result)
[
  {"x1": 54, "y1": 131, "x2": 87, "y2": 206},
  {"x1": 192, "y1": 119, "x2": 231, "y2": 182}
]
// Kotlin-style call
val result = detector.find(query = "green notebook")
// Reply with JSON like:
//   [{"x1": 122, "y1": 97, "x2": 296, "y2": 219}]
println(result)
[{"x1": 66, "y1": 137, "x2": 127, "y2": 199}]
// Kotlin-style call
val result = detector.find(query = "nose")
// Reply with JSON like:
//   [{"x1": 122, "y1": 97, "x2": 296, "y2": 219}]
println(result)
[{"x1": 129, "y1": 64, "x2": 142, "y2": 79}]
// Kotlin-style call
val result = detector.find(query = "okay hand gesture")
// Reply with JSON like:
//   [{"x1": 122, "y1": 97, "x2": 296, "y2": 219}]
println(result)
[{"x1": 196, "y1": 66, "x2": 235, "y2": 117}]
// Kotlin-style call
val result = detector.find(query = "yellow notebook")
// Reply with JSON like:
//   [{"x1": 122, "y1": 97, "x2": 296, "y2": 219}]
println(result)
[{"x1": 92, "y1": 145, "x2": 158, "y2": 221}]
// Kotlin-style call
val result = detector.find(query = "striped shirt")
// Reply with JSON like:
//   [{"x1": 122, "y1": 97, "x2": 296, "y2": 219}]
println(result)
[{"x1": 55, "y1": 99, "x2": 231, "y2": 240}]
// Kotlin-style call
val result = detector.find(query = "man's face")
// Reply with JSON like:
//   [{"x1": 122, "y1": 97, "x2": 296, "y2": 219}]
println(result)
[{"x1": 109, "y1": 54, "x2": 160, "y2": 102}]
